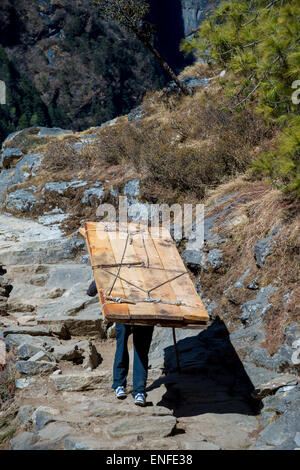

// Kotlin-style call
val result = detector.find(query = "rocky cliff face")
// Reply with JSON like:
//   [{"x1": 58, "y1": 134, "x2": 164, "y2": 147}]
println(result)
[
  {"x1": 181, "y1": 0, "x2": 219, "y2": 36},
  {"x1": 0, "y1": 0, "x2": 166, "y2": 136},
  {"x1": 0, "y1": 0, "x2": 219, "y2": 141}
]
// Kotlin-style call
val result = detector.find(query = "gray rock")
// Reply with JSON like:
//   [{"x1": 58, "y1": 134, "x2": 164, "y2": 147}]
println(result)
[
  {"x1": 254, "y1": 226, "x2": 280, "y2": 267},
  {"x1": 32, "y1": 406, "x2": 60, "y2": 432},
  {"x1": 37, "y1": 422, "x2": 74, "y2": 447},
  {"x1": 284, "y1": 322, "x2": 300, "y2": 348},
  {"x1": 5, "y1": 189, "x2": 38, "y2": 213},
  {"x1": 128, "y1": 105, "x2": 144, "y2": 123},
  {"x1": 260, "y1": 411, "x2": 277, "y2": 427},
  {"x1": 64, "y1": 436, "x2": 103, "y2": 450},
  {"x1": 0, "y1": 153, "x2": 43, "y2": 199},
  {"x1": 206, "y1": 249, "x2": 223, "y2": 270},
  {"x1": 1, "y1": 129, "x2": 24, "y2": 148},
  {"x1": 5, "y1": 333, "x2": 60, "y2": 351},
  {"x1": 28, "y1": 350, "x2": 56, "y2": 363},
  {"x1": 242, "y1": 362, "x2": 283, "y2": 389},
  {"x1": 1, "y1": 148, "x2": 23, "y2": 169},
  {"x1": 17, "y1": 343, "x2": 45, "y2": 360},
  {"x1": 3, "y1": 325, "x2": 62, "y2": 338},
  {"x1": 247, "y1": 280, "x2": 259, "y2": 290},
  {"x1": 256, "y1": 401, "x2": 300, "y2": 448},
  {"x1": 182, "y1": 439, "x2": 221, "y2": 450},
  {"x1": 182, "y1": 249, "x2": 204, "y2": 269},
  {"x1": 37, "y1": 127, "x2": 72, "y2": 137},
  {"x1": 17, "y1": 406, "x2": 36, "y2": 424},
  {"x1": 240, "y1": 285, "x2": 276, "y2": 325},
  {"x1": 96, "y1": 118, "x2": 117, "y2": 130},
  {"x1": 262, "y1": 384, "x2": 300, "y2": 414},
  {"x1": 10, "y1": 432, "x2": 40, "y2": 450},
  {"x1": 253, "y1": 373, "x2": 299, "y2": 399},
  {"x1": 123, "y1": 179, "x2": 140, "y2": 197},
  {"x1": 43, "y1": 180, "x2": 88, "y2": 195},
  {"x1": 15, "y1": 377, "x2": 36, "y2": 389},
  {"x1": 51, "y1": 371, "x2": 111, "y2": 391},
  {"x1": 15, "y1": 360, "x2": 58, "y2": 375},
  {"x1": 51, "y1": 343, "x2": 84, "y2": 362},
  {"x1": 80, "y1": 340, "x2": 101, "y2": 370},
  {"x1": 37, "y1": 317, "x2": 104, "y2": 338},
  {"x1": 105, "y1": 416, "x2": 176, "y2": 439},
  {"x1": 38, "y1": 209, "x2": 70, "y2": 226},
  {"x1": 272, "y1": 343, "x2": 298, "y2": 372},
  {"x1": 81, "y1": 185, "x2": 105, "y2": 206},
  {"x1": 90, "y1": 401, "x2": 171, "y2": 419}
]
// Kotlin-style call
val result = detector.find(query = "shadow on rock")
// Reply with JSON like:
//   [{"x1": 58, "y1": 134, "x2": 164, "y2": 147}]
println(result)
[{"x1": 147, "y1": 318, "x2": 262, "y2": 418}]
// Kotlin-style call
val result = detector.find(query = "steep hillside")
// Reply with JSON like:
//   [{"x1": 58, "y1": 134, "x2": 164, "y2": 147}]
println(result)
[
  {"x1": 0, "y1": 0, "x2": 220, "y2": 143},
  {"x1": 0, "y1": 0, "x2": 166, "y2": 137}
]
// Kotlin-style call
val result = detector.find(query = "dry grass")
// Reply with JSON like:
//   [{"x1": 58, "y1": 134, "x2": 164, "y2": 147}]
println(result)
[
  {"x1": 0, "y1": 351, "x2": 19, "y2": 407},
  {"x1": 196, "y1": 182, "x2": 300, "y2": 354}
]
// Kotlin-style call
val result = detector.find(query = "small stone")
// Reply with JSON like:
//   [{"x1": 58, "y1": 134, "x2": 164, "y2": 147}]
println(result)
[
  {"x1": 247, "y1": 280, "x2": 259, "y2": 290},
  {"x1": 80, "y1": 341, "x2": 101, "y2": 370},
  {"x1": 15, "y1": 377, "x2": 35, "y2": 389},
  {"x1": 17, "y1": 406, "x2": 36, "y2": 425},
  {"x1": 51, "y1": 369, "x2": 62, "y2": 376}
]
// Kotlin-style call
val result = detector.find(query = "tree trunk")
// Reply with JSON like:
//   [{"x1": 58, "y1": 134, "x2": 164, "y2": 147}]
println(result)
[{"x1": 139, "y1": 37, "x2": 191, "y2": 96}]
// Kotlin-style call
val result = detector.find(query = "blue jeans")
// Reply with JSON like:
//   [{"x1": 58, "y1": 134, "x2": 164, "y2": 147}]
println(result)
[{"x1": 112, "y1": 323, "x2": 154, "y2": 396}]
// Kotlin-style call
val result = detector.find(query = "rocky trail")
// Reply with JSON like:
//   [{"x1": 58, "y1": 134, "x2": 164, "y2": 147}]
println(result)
[{"x1": 0, "y1": 209, "x2": 299, "y2": 450}]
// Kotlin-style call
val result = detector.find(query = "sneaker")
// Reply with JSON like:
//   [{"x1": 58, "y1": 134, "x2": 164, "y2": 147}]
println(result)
[
  {"x1": 114, "y1": 386, "x2": 127, "y2": 399},
  {"x1": 134, "y1": 393, "x2": 146, "y2": 407}
]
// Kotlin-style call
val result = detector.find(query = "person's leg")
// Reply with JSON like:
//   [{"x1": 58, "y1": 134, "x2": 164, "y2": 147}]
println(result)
[
  {"x1": 112, "y1": 323, "x2": 131, "y2": 390},
  {"x1": 132, "y1": 325, "x2": 154, "y2": 396}
]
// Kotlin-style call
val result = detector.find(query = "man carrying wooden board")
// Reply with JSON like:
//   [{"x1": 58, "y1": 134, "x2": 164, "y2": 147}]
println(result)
[
  {"x1": 81, "y1": 221, "x2": 209, "y2": 408},
  {"x1": 87, "y1": 280, "x2": 154, "y2": 407}
]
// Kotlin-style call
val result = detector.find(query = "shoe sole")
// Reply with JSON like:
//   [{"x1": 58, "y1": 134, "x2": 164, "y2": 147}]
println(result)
[
  {"x1": 116, "y1": 394, "x2": 127, "y2": 400},
  {"x1": 135, "y1": 401, "x2": 146, "y2": 407}
]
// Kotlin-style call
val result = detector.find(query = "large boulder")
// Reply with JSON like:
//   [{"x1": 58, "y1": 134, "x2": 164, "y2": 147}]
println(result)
[{"x1": 5, "y1": 188, "x2": 38, "y2": 213}]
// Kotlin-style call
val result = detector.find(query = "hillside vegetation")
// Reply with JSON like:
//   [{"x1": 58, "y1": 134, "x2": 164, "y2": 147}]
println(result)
[
  {"x1": 0, "y1": 0, "x2": 166, "y2": 140},
  {"x1": 181, "y1": 0, "x2": 300, "y2": 197}
]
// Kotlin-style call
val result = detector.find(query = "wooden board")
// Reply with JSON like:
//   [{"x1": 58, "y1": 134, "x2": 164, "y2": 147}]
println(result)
[{"x1": 80, "y1": 222, "x2": 209, "y2": 327}]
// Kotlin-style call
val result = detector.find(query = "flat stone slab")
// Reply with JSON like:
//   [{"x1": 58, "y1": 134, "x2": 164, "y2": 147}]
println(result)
[
  {"x1": 179, "y1": 413, "x2": 259, "y2": 450},
  {"x1": 253, "y1": 373, "x2": 299, "y2": 399},
  {"x1": 2, "y1": 324, "x2": 69, "y2": 339},
  {"x1": 51, "y1": 371, "x2": 111, "y2": 391},
  {"x1": 89, "y1": 401, "x2": 173, "y2": 419},
  {"x1": 16, "y1": 360, "x2": 58, "y2": 375},
  {"x1": 37, "y1": 317, "x2": 105, "y2": 337},
  {"x1": 105, "y1": 415, "x2": 176, "y2": 439}
]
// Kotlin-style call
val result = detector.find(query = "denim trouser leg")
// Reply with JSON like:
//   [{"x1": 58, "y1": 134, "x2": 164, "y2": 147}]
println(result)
[
  {"x1": 132, "y1": 325, "x2": 154, "y2": 396},
  {"x1": 112, "y1": 323, "x2": 131, "y2": 390}
]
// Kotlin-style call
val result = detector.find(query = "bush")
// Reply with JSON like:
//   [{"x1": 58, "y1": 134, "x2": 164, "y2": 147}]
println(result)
[{"x1": 181, "y1": 0, "x2": 300, "y2": 198}]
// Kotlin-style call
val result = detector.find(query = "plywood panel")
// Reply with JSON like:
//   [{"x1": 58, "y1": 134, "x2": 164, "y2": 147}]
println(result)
[{"x1": 81, "y1": 222, "x2": 209, "y2": 327}]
